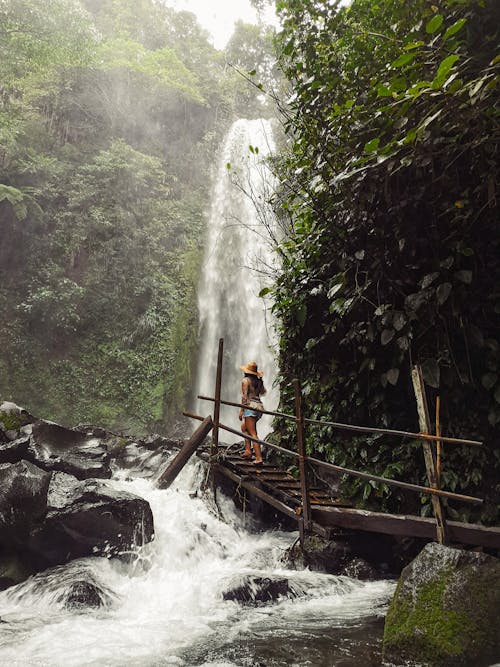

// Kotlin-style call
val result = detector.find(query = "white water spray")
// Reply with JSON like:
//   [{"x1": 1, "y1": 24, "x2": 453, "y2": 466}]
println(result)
[
  {"x1": 0, "y1": 460, "x2": 395, "y2": 666},
  {"x1": 195, "y1": 119, "x2": 279, "y2": 437}
]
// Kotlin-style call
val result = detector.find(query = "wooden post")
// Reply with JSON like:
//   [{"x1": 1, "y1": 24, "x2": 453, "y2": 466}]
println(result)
[
  {"x1": 212, "y1": 338, "x2": 224, "y2": 453},
  {"x1": 157, "y1": 416, "x2": 213, "y2": 489},
  {"x1": 293, "y1": 378, "x2": 312, "y2": 534},
  {"x1": 411, "y1": 366, "x2": 448, "y2": 544},
  {"x1": 436, "y1": 395, "x2": 442, "y2": 486}
]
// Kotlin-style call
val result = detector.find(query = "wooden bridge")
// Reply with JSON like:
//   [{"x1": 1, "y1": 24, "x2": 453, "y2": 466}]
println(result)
[{"x1": 158, "y1": 339, "x2": 500, "y2": 552}]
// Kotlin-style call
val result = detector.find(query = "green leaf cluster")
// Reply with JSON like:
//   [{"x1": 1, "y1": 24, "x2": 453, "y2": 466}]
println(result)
[{"x1": 271, "y1": 0, "x2": 500, "y2": 522}]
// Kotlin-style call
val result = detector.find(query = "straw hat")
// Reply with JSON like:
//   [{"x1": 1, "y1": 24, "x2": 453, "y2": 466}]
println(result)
[{"x1": 240, "y1": 361, "x2": 263, "y2": 377}]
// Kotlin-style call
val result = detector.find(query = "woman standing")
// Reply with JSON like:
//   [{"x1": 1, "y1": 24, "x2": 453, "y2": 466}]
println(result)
[{"x1": 239, "y1": 361, "x2": 266, "y2": 465}]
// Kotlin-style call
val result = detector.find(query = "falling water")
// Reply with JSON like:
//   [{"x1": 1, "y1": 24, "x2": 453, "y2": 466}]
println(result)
[
  {"x1": 195, "y1": 119, "x2": 279, "y2": 437},
  {"x1": 0, "y1": 458, "x2": 395, "y2": 666}
]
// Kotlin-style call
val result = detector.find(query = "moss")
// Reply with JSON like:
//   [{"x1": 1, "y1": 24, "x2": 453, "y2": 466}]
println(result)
[
  {"x1": 384, "y1": 560, "x2": 500, "y2": 666},
  {"x1": 0, "y1": 411, "x2": 23, "y2": 432}
]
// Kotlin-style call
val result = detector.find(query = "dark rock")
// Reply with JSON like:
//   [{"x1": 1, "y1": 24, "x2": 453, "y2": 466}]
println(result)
[
  {"x1": 141, "y1": 434, "x2": 180, "y2": 450},
  {"x1": 75, "y1": 424, "x2": 109, "y2": 438},
  {"x1": 286, "y1": 534, "x2": 353, "y2": 574},
  {"x1": 28, "y1": 472, "x2": 154, "y2": 566},
  {"x1": 61, "y1": 580, "x2": 109, "y2": 609},
  {"x1": 223, "y1": 576, "x2": 297, "y2": 605},
  {"x1": 0, "y1": 435, "x2": 29, "y2": 463},
  {"x1": 25, "y1": 421, "x2": 111, "y2": 480},
  {"x1": 339, "y1": 557, "x2": 379, "y2": 581},
  {"x1": 0, "y1": 548, "x2": 38, "y2": 590},
  {"x1": 383, "y1": 542, "x2": 500, "y2": 667},
  {"x1": 0, "y1": 460, "x2": 51, "y2": 543}
]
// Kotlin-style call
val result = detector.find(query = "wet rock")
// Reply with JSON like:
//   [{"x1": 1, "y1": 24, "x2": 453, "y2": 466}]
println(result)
[
  {"x1": 61, "y1": 580, "x2": 109, "y2": 609},
  {"x1": 383, "y1": 542, "x2": 500, "y2": 667},
  {"x1": 141, "y1": 434, "x2": 180, "y2": 451},
  {"x1": 0, "y1": 435, "x2": 29, "y2": 463},
  {"x1": 25, "y1": 421, "x2": 111, "y2": 480},
  {"x1": 339, "y1": 557, "x2": 379, "y2": 581},
  {"x1": 28, "y1": 472, "x2": 154, "y2": 566},
  {"x1": 286, "y1": 534, "x2": 353, "y2": 574},
  {"x1": 223, "y1": 576, "x2": 297, "y2": 605},
  {"x1": 0, "y1": 460, "x2": 51, "y2": 543},
  {"x1": 0, "y1": 549, "x2": 38, "y2": 590}
]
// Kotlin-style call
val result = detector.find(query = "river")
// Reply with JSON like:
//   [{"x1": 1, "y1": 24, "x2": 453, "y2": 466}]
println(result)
[{"x1": 0, "y1": 458, "x2": 395, "y2": 666}]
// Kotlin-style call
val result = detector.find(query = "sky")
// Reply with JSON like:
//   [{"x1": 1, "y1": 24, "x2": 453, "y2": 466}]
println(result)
[{"x1": 164, "y1": 0, "x2": 277, "y2": 49}]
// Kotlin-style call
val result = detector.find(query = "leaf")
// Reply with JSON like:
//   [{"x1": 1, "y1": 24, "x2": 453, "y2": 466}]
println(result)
[
  {"x1": 364, "y1": 138, "x2": 380, "y2": 154},
  {"x1": 426, "y1": 14, "x2": 443, "y2": 34},
  {"x1": 381, "y1": 329, "x2": 394, "y2": 345},
  {"x1": 436, "y1": 283, "x2": 452, "y2": 305},
  {"x1": 393, "y1": 311, "x2": 406, "y2": 331},
  {"x1": 391, "y1": 53, "x2": 416, "y2": 68},
  {"x1": 443, "y1": 18, "x2": 466, "y2": 40},
  {"x1": 481, "y1": 373, "x2": 497, "y2": 391},
  {"x1": 422, "y1": 358, "x2": 440, "y2": 388},
  {"x1": 296, "y1": 304, "x2": 307, "y2": 327},
  {"x1": 421, "y1": 272, "x2": 439, "y2": 289},
  {"x1": 434, "y1": 55, "x2": 460, "y2": 86},
  {"x1": 327, "y1": 282, "x2": 343, "y2": 299},
  {"x1": 454, "y1": 270, "x2": 472, "y2": 284},
  {"x1": 226, "y1": 162, "x2": 231, "y2": 170},
  {"x1": 259, "y1": 287, "x2": 271, "y2": 298},
  {"x1": 387, "y1": 368, "x2": 400, "y2": 385},
  {"x1": 403, "y1": 40, "x2": 425, "y2": 50}
]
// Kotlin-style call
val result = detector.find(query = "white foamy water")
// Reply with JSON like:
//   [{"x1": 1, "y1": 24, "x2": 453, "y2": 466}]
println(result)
[
  {"x1": 0, "y1": 460, "x2": 395, "y2": 666},
  {"x1": 195, "y1": 118, "x2": 279, "y2": 438}
]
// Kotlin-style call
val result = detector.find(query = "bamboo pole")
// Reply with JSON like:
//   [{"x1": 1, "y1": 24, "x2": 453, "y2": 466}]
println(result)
[
  {"x1": 412, "y1": 366, "x2": 448, "y2": 544},
  {"x1": 436, "y1": 395, "x2": 442, "y2": 486},
  {"x1": 157, "y1": 416, "x2": 213, "y2": 489},
  {"x1": 293, "y1": 379, "x2": 312, "y2": 533},
  {"x1": 197, "y1": 395, "x2": 482, "y2": 447},
  {"x1": 183, "y1": 412, "x2": 483, "y2": 505}
]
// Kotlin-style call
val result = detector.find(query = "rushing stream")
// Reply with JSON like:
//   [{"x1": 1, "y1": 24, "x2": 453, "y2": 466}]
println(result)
[{"x1": 0, "y1": 458, "x2": 395, "y2": 666}]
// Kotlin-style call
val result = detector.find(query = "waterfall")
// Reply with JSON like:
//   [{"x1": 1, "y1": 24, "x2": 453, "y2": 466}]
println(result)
[{"x1": 195, "y1": 118, "x2": 279, "y2": 438}]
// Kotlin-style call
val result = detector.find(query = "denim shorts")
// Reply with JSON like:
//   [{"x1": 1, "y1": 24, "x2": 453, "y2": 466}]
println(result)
[{"x1": 243, "y1": 408, "x2": 262, "y2": 420}]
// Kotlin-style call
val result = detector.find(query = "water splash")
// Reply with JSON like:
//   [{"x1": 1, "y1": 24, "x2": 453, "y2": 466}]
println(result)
[
  {"x1": 0, "y1": 461, "x2": 395, "y2": 666},
  {"x1": 195, "y1": 119, "x2": 279, "y2": 438}
]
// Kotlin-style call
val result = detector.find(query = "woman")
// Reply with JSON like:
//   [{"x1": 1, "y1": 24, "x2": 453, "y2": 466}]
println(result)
[{"x1": 239, "y1": 361, "x2": 267, "y2": 465}]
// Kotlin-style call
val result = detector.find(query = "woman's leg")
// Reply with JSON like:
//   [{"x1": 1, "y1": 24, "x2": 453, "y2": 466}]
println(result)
[
  {"x1": 244, "y1": 416, "x2": 262, "y2": 463},
  {"x1": 241, "y1": 420, "x2": 252, "y2": 457}
]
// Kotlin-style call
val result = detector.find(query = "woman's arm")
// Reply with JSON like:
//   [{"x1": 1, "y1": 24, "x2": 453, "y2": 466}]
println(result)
[{"x1": 239, "y1": 377, "x2": 250, "y2": 420}]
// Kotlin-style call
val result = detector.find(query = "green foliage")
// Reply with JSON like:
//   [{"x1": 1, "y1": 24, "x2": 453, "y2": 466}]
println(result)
[
  {"x1": 0, "y1": 0, "x2": 243, "y2": 432},
  {"x1": 272, "y1": 0, "x2": 499, "y2": 521}
]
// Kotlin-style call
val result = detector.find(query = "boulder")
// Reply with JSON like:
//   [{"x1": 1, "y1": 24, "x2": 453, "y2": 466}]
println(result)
[
  {"x1": 0, "y1": 435, "x2": 29, "y2": 463},
  {"x1": 339, "y1": 557, "x2": 379, "y2": 581},
  {"x1": 28, "y1": 472, "x2": 154, "y2": 566},
  {"x1": 0, "y1": 548, "x2": 38, "y2": 590},
  {"x1": 383, "y1": 542, "x2": 500, "y2": 667},
  {"x1": 25, "y1": 421, "x2": 111, "y2": 480},
  {"x1": 223, "y1": 575, "x2": 297, "y2": 605},
  {"x1": 0, "y1": 401, "x2": 35, "y2": 435},
  {"x1": 0, "y1": 460, "x2": 51, "y2": 544}
]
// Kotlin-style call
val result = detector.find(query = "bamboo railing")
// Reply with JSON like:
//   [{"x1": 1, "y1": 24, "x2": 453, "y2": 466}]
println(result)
[{"x1": 189, "y1": 338, "x2": 484, "y2": 546}]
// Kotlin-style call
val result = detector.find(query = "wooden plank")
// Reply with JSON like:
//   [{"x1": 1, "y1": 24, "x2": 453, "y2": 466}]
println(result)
[
  {"x1": 311, "y1": 506, "x2": 500, "y2": 549},
  {"x1": 213, "y1": 463, "x2": 331, "y2": 538},
  {"x1": 157, "y1": 416, "x2": 213, "y2": 489},
  {"x1": 412, "y1": 365, "x2": 448, "y2": 544}
]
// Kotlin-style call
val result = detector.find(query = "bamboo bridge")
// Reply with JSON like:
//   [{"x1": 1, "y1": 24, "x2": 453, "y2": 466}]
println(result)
[{"x1": 158, "y1": 339, "x2": 500, "y2": 552}]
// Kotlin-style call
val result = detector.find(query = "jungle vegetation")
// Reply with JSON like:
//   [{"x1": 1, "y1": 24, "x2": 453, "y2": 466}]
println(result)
[
  {"x1": 270, "y1": 0, "x2": 499, "y2": 523},
  {"x1": 0, "y1": 0, "x2": 274, "y2": 431}
]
